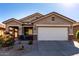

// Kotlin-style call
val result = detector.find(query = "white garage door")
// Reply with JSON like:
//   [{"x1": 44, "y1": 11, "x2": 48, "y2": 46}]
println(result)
[{"x1": 38, "y1": 27, "x2": 68, "y2": 41}]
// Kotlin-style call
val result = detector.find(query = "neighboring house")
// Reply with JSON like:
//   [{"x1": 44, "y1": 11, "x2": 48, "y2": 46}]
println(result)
[
  {"x1": 3, "y1": 12, "x2": 78, "y2": 41},
  {"x1": 73, "y1": 22, "x2": 79, "y2": 41},
  {"x1": 0, "y1": 24, "x2": 5, "y2": 36}
]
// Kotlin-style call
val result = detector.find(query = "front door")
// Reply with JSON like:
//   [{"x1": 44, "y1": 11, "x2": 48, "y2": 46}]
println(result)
[{"x1": 23, "y1": 27, "x2": 33, "y2": 36}]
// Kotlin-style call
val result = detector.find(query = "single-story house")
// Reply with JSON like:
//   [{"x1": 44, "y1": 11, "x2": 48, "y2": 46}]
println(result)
[{"x1": 2, "y1": 12, "x2": 79, "y2": 41}]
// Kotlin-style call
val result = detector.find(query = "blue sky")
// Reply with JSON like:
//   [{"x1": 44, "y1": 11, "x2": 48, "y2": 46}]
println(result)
[{"x1": 0, "y1": 3, "x2": 79, "y2": 23}]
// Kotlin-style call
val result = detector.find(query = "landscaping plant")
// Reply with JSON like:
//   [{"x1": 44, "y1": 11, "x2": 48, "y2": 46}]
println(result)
[
  {"x1": 28, "y1": 40, "x2": 33, "y2": 45},
  {"x1": 0, "y1": 36, "x2": 4, "y2": 47},
  {"x1": 0, "y1": 31, "x2": 15, "y2": 48},
  {"x1": 3, "y1": 35, "x2": 15, "y2": 47},
  {"x1": 28, "y1": 35, "x2": 33, "y2": 45}
]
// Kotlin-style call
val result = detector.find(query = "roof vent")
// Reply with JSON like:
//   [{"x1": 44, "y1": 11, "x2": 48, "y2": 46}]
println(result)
[{"x1": 51, "y1": 17, "x2": 55, "y2": 21}]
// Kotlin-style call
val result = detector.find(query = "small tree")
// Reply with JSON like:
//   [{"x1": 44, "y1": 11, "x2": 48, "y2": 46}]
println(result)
[{"x1": 77, "y1": 32, "x2": 79, "y2": 39}]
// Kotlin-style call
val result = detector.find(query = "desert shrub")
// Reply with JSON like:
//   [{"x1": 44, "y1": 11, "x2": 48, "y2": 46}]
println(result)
[
  {"x1": 0, "y1": 31, "x2": 15, "y2": 47},
  {"x1": 4, "y1": 36, "x2": 14, "y2": 47},
  {"x1": 2, "y1": 35, "x2": 15, "y2": 47}
]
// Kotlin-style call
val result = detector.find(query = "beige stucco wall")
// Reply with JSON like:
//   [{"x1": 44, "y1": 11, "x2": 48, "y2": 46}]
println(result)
[
  {"x1": 33, "y1": 15, "x2": 74, "y2": 35},
  {"x1": 34, "y1": 15, "x2": 73, "y2": 25}
]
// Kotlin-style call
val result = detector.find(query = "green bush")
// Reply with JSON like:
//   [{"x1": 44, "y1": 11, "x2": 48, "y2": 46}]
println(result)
[{"x1": 28, "y1": 40, "x2": 33, "y2": 45}]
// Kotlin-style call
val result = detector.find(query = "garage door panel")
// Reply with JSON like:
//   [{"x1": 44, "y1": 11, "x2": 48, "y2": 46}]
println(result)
[{"x1": 38, "y1": 27, "x2": 68, "y2": 41}]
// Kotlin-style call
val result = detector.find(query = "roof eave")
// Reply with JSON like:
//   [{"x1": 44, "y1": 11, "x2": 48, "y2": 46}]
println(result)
[
  {"x1": 31, "y1": 12, "x2": 76, "y2": 24},
  {"x1": 2, "y1": 18, "x2": 22, "y2": 24}
]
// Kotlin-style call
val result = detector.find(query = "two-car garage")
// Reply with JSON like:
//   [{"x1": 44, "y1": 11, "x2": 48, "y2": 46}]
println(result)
[
  {"x1": 33, "y1": 12, "x2": 75, "y2": 41},
  {"x1": 38, "y1": 27, "x2": 68, "y2": 41}
]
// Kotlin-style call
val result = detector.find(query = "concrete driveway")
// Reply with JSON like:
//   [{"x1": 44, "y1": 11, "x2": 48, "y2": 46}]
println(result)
[
  {"x1": 0, "y1": 40, "x2": 79, "y2": 56},
  {"x1": 37, "y1": 41, "x2": 79, "y2": 56}
]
